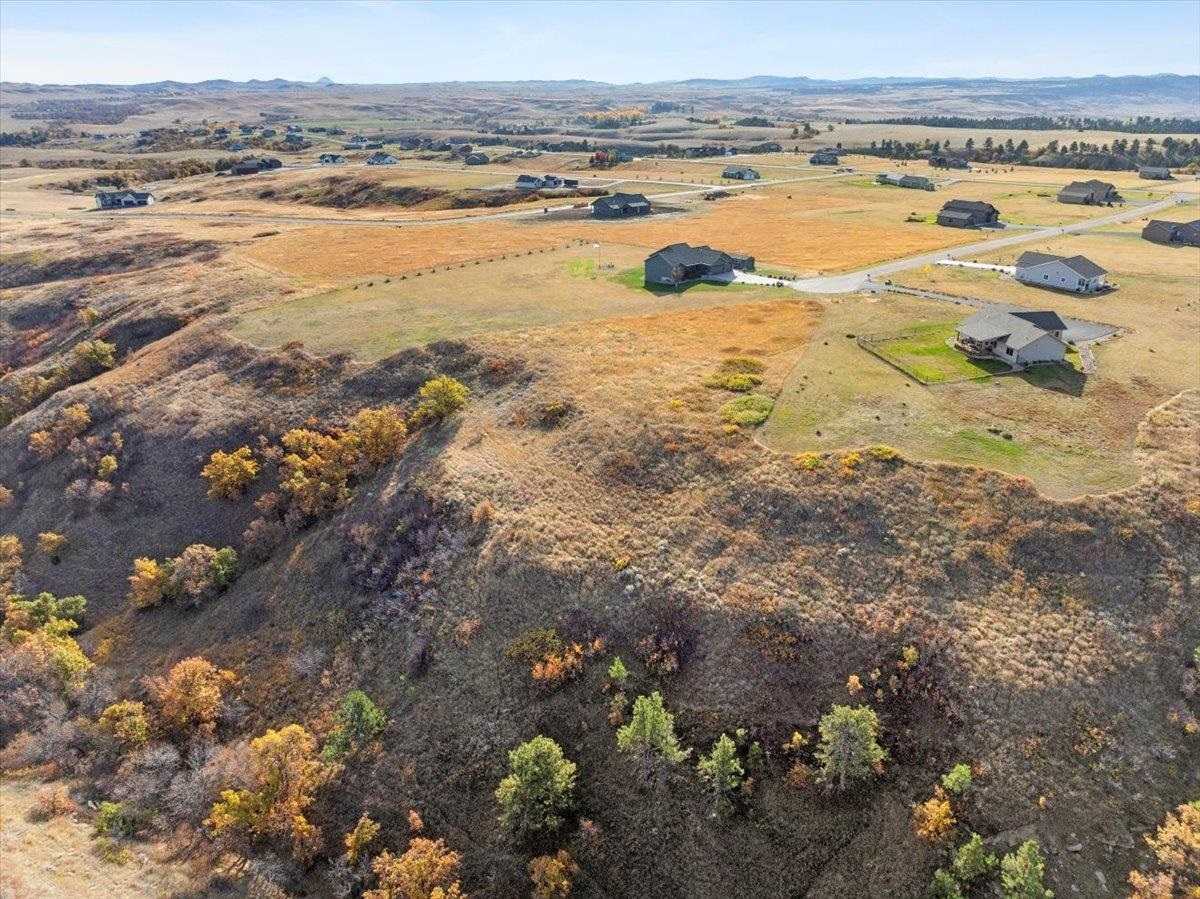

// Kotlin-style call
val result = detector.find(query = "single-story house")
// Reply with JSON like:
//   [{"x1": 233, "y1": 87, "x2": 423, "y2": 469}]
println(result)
[
  {"x1": 95, "y1": 190, "x2": 155, "y2": 209},
  {"x1": 954, "y1": 309, "x2": 1068, "y2": 367},
  {"x1": 342, "y1": 141, "x2": 367, "y2": 151},
  {"x1": 643, "y1": 243, "x2": 754, "y2": 286},
  {"x1": 1014, "y1": 251, "x2": 1108, "y2": 293},
  {"x1": 366, "y1": 153, "x2": 398, "y2": 165},
  {"x1": 229, "y1": 157, "x2": 282, "y2": 175},
  {"x1": 261, "y1": 128, "x2": 277, "y2": 138},
  {"x1": 936, "y1": 199, "x2": 1000, "y2": 228},
  {"x1": 214, "y1": 127, "x2": 231, "y2": 137},
  {"x1": 284, "y1": 133, "x2": 305, "y2": 144},
  {"x1": 875, "y1": 172, "x2": 934, "y2": 191},
  {"x1": 541, "y1": 174, "x2": 564, "y2": 189},
  {"x1": 929, "y1": 155, "x2": 970, "y2": 170},
  {"x1": 239, "y1": 125, "x2": 254, "y2": 135},
  {"x1": 1139, "y1": 166, "x2": 1173, "y2": 180},
  {"x1": 809, "y1": 150, "x2": 839, "y2": 165},
  {"x1": 515, "y1": 174, "x2": 545, "y2": 190},
  {"x1": 561, "y1": 178, "x2": 579, "y2": 188},
  {"x1": 364, "y1": 142, "x2": 383, "y2": 150},
  {"x1": 464, "y1": 153, "x2": 489, "y2": 165},
  {"x1": 317, "y1": 153, "x2": 345, "y2": 165},
  {"x1": 1141, "y1": 219, "x2": 1200, "y2": 247},
  {"x1": 1057, "y1": 179, "x2": 1118, "y2": 205},
  {"x1": 723, "y1": 165, "x2": 760, "y2": 180},
  {"x1": 285, "y1": 125, "x2": 302, "y2": 133},
  {"x1": 228, "y1": 141, "x2": 247, "y2": 152},
  {"x1": 592, "y1": 192, "x2": 652, "y2": 218}
]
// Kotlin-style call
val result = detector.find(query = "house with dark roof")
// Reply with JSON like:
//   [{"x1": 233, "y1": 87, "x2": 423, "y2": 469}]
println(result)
[
  {"x1": 95, "y1": 190, "x2": 155, "y2": 209},
  {"x1": 1139, "y1": 166, "x2": 1173, "y2": 180},
  {"x1": 809, "y1": 150, "x2": 839, "y2": 165},
  {"x1": 365, "y1": 153, "x2": 398, "y2": 165},
  {"x1": 929, "y1": 154, "x2": 970, "y2": 170},
  {"x1": 954, "y1": 309, "x2": 1068, "y2": 367},
  {"x1": 229, "y1": 157, "x2": 282, "y2": 175},
  {"x1": 228, "y1": 141, "x2": 247, "y2": 152},
  {"x1": 1057, "y1": 179, "x2": 1118, "y2": 205},
  {"x1": 1014, "y1": 252, "x2": 1108, "y2": 293},
  {"x1": 515, "y1": 174, "x2": 545, "y2": 190},
  {"x1": 936, "y1": 199, "x2": 1000, "y2": 228},
  {"x1": 464, "y1": 152, "x2": 489, "y2": 165},
  {"x1": 317, "y1": 153, "x2": 345, "y2": 165},
  {"x1": 643, "y1": 243, "x2": 754, "y2": 287},
  {"x1": 723, "y1": 165, "x2": 759, "y2": 180},
  {"x1": 592, "y1": 192, "x2": 652, "y2": 219},
  {"x1": 1141, "y1": 219, "x2": 1200, "y2": 247}
]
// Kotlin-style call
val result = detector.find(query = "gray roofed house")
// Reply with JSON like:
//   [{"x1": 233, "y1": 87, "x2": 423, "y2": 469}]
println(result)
[
  {"x1": 954, "y1": 309, "x2": 1068, "y2": 367},
  {"x1": 464, "y1": 152, "x2": 489, "y2": 165},
  {"x1": 875, "y1": 172, "x2": 934, "y2": 191},
  {"x1": 515, "y1": 174, "x2": 544, "y2": 189},
  {"x1": 365, "y1": 153, "x2": 398, "y2": 165},
  {"x1": 936, "y1": 199, "x2": 1000, "y2": 228},
  {"x1": 95, "y1": 190, "x2": 155, "y2": 209},
  {"x1": 1141, "y1": 219, "x2": 1200, "y2": 247},
  {"x1": 1014, "y1": 252, "x2": 1108, "y2": 293},
  {"x1": 229, "y1": 157, "x2": 282, "y2": 175},
  {"x1": 1139, "y1": 166, "x2": 1173, "y2": 180},
  {"x1": 592, "y1": 192, "x2": 652, "y2": 218},
  {"x1": 644, "y1": 243, "x2": 755, "y2": 286},
  {"x1": 723, "y1": 165, "x2": 760, "y2": 180},
  {"x1": 809, "y1": 149, "x2": 839, "y2": 165},
  {"x1": 317, "y1": 153, "x2": 345, "y2": 164},
  {"x1": 1057, "y1": 179, "x2": 1118, "y2": 205}
]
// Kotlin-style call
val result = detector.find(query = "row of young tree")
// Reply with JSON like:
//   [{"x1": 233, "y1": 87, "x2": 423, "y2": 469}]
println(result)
[
  {"x1": 856, "y1": 135, "x2": 1200, "y2": 171},
  {"x1": 850, "y1": 114, "x2": 1200, "y2": 134}
]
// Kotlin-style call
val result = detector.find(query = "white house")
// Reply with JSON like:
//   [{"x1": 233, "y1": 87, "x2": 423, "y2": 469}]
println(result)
[
  {"x1": 954, "y1": 310, "x2": 1069, "y2": 367},
  {"x1": 1014, "y1": 252, "x2": 1108, "y2": 294},
  {"x1": 95, "y1": 190, "x2": 155, "y2": 209},
  {"x1": 723, "y1": 165, "x2": 759, "y2": 180},
  {"x1": 366, "y1": 153, "x2": 398, "y2": 166}
]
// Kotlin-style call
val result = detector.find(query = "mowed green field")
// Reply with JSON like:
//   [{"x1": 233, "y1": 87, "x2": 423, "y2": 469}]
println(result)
[{"x1": 231, "y1": 243, "x2": 794, "y2": 360}]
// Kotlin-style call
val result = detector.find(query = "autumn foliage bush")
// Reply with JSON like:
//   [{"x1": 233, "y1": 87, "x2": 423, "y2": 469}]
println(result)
[
  {"x1": 27, "y1": 403, "x2": 91, "y2": 462},
  {"x1": 201, "y1": 446, "x2": 260, "y2": 499}
]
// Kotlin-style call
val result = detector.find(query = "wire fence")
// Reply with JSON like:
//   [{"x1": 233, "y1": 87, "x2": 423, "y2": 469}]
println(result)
[{"x1": 856, "y1": 329, "x2": 1007, "y2": 385}]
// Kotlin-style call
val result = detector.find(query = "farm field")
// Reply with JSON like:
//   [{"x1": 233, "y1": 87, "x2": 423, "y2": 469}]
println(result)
[{"x1": 231, "y1": 242, "x2": 797, "y2": 359}]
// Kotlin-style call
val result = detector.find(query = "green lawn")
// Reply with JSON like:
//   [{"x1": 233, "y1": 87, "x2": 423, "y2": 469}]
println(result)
[{"x1": 866, "y1": 324, "x2": 1011, "y2": 383}]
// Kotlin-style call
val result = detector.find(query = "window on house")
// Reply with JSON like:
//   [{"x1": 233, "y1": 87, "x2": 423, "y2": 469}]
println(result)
[{"x1": 1005, "y1": 347, "x2": 1013, "y2": 356}]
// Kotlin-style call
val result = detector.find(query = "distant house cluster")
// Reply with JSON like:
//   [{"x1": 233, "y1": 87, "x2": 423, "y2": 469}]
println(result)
[
  {"x1": 955, "y1": 309, "x2": 1068, "y2": 367},
  {"x1": 592, "y1": 192, "x2": 651, "y2": 218},
  {"x1": 722, "y1": 165, "x2": 759, "y2": 180},
  {"x1": 1014, "y1": 252, "x2": 1108, "y2": 294},
  {"x1": 95, "y1": 190, "x2": 155, "y2": 209},
  {"x1": 809, "y1": 150, "x2": 839, "y2": 166},
  {"x1": 936, "y1": 199, "x2": 999, "y2": 228},
  {"x1": 875, "y1": 172, "x2": 934, "y2": 191},
  {"x1": 230, "y1": 157, "x2": 282, "y2": 176},
  {"x1": 644, "y1": 243, "x2": 755, "y2": 287},
  {"x1": 1141, "y1": 218, "x2": 1200, "y2": 247},
  {"x1": 1056, "y1": 179, "x2": 1118, "y2": 205}
]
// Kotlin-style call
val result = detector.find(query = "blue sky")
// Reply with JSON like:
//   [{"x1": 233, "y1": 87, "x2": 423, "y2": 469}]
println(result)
[{"x1": 1, "y1": 0, "x2": 1198, "y2": 85}]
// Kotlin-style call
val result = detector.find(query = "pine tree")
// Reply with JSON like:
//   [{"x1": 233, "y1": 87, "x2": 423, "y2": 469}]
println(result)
[
  {"x1": 495, "y1": 735, "x2": 577, "y2": 834},
  {"x1": 616, "y1": 692, "x2": 690, "y2": 766},
  {"x1": 814, "y1": 705, "x2": 887, "y2": 790},
  {"x1": 696, "y1": 733, "x2": 743, "y2": 814}
]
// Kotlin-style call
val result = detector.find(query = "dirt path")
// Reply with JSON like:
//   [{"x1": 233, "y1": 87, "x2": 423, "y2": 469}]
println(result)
[{"x1": 0, "y1": 779, "x2": 204, "y2": 898}]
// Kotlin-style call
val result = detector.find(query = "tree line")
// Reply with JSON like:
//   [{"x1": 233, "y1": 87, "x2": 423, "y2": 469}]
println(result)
[{"x1": 849, "y1": 114, "x2": 1200, "y2": 134}]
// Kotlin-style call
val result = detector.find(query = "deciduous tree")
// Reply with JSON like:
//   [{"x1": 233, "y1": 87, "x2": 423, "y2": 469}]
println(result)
[
  {"x1": 366, "y1": 837, "x2": 466, "y2": 899},
  {"x1": 321, "y1": 690, "x2": 386, "y2": 761},
  {"x1": 157, "y1": 656, "x2": 236, "y2": 738},
  {"x1": 202, "y1": 446, "x2": 260, "y2": 499}
]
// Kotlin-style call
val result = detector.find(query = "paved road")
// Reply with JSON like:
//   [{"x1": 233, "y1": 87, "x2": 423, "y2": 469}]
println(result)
[{"x1": 779, "y1": 193, "x2": 1190, "y2": 294}]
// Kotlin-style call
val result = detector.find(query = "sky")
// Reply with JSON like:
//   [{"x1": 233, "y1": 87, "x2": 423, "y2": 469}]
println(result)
[{"x1": 1, "y1": 0, "x2": 1198, "y2": 85}]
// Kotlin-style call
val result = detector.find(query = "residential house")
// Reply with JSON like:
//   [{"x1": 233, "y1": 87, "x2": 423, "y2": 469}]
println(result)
[
  {"x1": 239, "y1": 125, "x2": 254, "y2": 135},
  {"x1": 936, "y1": 199, "x2": 1000, "y2": 228},
  {"x1": 363, "y1": 142, "x2": 383, "y2": 150},
  {"x1": 1139, "y1": 166, "x2": 1173, "y2": 180},
  {"x1": 229, "y1": 157, "x2": 282, "y2": 175},
  {"x1": 723, "y1": 165, "x2": 760, "y2": 180},
  {"x1": 541, "y1": 175, "x2": 564, "y2": 189},
  {"x1": 929, "y1": 154, "x2": 970, "y2": 170},
  {"x1": 1141, "y1": 219, "x2": 1200, "y2": 247},
  {"x1": 1014, "y1": 252, "x2": 1109, "y2": 293},
  {"x1": 615, "y1": 150, "x2": 634, "y2": 162},
  {"x1": 285, "y1": 125, "x2": 302, "y2": 133},
  {"x1": 592, "y1": 192, "x2": 652, "y2": 219},
  {"x1": 464, "y1": 153, "x2": 489, "y2": 165},
  {"x1": 95, "y1": 190, "x2": 155, "y2": 209},
  {"x1": 876, "y1": 172, "x2": 934, "y2": 191},
  {"x1": 317, "y1": 153, "x2": 345, "y2": 165},
  {"x1": 643, "y1": 243, "x2": 755, "y2": 286},
  {"x1": 809, "y1": 150, "x2": 839, "y2": 165},
  {"x1": 213, "y1": 127, "x2": 231, "y2": 138},
  {"x1": 954, "y1": 310, "x2": 1068, "y2": 366},
  {"x1": 562, "y1": 178, "x2": 579, "y2": 188},
  {"x1": 366, "y1": 153, "x2": 398, "y2": 165},
  {"x1": 342, "y1": 141, "x2": 368, "y2": 151},
  {"x1": 515, "y1": 174, "x2": 545, "y2": 190},
  {"x1": 228, "y1": 141, "x2": 247, "y2": 152},
  {"x1": 284, "y1": 133, "x2": 305, "y2": 145},
  {"x1": 260, "y1": 128, "x2": 277, "y2": 138},
  {"x1": 1057, "y1": 179, "x2": 1118, "y2": 205}
]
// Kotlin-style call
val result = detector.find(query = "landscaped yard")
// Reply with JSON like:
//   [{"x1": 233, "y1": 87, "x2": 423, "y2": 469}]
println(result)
[{"x1": 862, "y1": 323, "x2": 1011, "y2": 382}]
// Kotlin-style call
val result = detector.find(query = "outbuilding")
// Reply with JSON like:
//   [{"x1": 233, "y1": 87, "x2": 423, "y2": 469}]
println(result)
[{"x1": 1014, "y1": 252, "x2": 1109, "y2": 293}]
